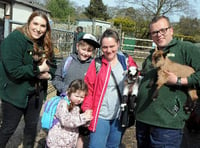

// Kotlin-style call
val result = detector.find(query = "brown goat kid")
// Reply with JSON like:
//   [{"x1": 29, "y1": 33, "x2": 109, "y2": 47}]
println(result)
[{"x1": 152, "y1": 49, "x2": 198, "y2": 101}]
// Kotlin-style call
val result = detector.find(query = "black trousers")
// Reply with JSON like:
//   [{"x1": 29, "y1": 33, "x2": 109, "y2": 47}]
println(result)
[{"x1": 0, "y1": 92, "x2": 44, "y2": 148}]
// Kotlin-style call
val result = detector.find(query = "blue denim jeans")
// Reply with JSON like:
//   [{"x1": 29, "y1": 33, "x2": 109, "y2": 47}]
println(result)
[
  {"x1": 0, "y1": 92, "x2": 44, "y2": 148},
  {"x1": 89, "y1": 118, "x2": 123, "y2": 148},
  {"x1": 136, "y1": 121, "x2": 183, "y2": 148}
]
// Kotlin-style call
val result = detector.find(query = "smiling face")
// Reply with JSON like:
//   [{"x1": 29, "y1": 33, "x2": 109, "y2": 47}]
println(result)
[
  {"x1": 28, "y1": 16, "x2": 47, "y2": 40},
  {"x1": 101, "y1": 37, "x2": 119, "y2": 62},
  {"x1": 77, "y1": 41, "x2": 94, "y2": 61},
  {"x1": 150, "y1": 18, "x2": 173, "y2": 49}
]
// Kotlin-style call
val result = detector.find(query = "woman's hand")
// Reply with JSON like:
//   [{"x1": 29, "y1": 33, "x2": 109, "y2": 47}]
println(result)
[
  {"x1": 37, "y1": 71, "x2": 51, "y2": 80},
  {"x1": 38, "y1": 59, "x2": 50, "y2": 72},
  {"x1": 84, "y1": 109, "x2": 93, "y2": 121}
]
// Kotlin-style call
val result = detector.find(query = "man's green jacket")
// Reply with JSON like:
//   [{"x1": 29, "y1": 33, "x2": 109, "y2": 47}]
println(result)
[{"x1": 136, "y1": 39, "x2": 200, "y2": 129}]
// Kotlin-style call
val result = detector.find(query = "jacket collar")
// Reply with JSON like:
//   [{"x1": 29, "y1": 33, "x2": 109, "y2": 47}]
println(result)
[
  {"x1": 163, "y1": 38, "x2": 178, "y2": 54},
  {"x1": 150, "y1": 39, "x2": 178, "y2": 55}
]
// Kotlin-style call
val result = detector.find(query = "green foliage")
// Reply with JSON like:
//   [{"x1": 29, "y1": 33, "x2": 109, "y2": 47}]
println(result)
[
  {"x1": 112, "y1": 17, "x2": 136, "y2": 36},
  {"x1": 108, "y1": 6, "x2": 150, "y2": 38},
  {"x1": 173, "y1": 16, "x2": 200, "y2": 42},
  {"x1": 84, "y1": 0, "x2": 109, "y2": 20},
  {"x1": 111, "y1": 16, "x2": 150, "y2": 38},
  {"x1": 134, "y1": 19, "x2": 150, "y2": 38},
  {"x1": 174, "y1": 34, "x2": 197, "y2": 43},
  {"x1": 46, "y1": 0, "x2": 75, "y2": 22}
]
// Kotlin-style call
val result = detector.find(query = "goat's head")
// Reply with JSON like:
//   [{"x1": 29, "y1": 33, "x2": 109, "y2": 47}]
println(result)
[
  {"x1": 125, "y1": 66, "x2": 139, "y2": 83},
  {"x1": 152, "y1": 49, "x2": 167, "y2": 68},
  {"x1": 31, "y1": 49, "x2": 46, "y2": 65}
]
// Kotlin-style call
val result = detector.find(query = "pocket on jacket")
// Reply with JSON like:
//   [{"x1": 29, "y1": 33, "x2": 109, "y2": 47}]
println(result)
[
  {"x1": 1, "y1": 80, "x2": 29, "y2": 103},
  {"x1": 163, "y1": 97, "x2": 181, "y2": 117}
]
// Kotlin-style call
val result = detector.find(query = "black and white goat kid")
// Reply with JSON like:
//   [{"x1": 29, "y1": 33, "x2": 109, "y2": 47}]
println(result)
[{"x1": 120, "y1": 66, "x2": 141, "y2": 127}]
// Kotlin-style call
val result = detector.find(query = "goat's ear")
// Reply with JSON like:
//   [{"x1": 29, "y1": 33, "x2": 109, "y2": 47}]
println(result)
[{"x1": 163, "y1": 51, "x2": 168, "y2": 58}]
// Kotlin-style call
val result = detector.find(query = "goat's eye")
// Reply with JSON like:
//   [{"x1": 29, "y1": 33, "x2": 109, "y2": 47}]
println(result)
[{"x1": 155, "y1": 57, "x2": 160, "y2": 62}]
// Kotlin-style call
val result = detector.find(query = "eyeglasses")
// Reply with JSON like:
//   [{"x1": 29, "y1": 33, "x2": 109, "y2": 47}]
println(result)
[{"x1": 150, "y1": 27, "x2": 171, "y2": 37}]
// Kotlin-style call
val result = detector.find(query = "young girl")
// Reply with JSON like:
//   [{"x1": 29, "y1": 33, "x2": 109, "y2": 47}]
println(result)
[{"x1": 46, "y1": 79, "x2": 93, "y2": 148}]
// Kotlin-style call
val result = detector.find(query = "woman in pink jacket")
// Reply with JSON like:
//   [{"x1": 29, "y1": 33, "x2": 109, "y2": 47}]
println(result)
[{"x1": 82, "y1": 29, "x2": 137, "y2": 148}]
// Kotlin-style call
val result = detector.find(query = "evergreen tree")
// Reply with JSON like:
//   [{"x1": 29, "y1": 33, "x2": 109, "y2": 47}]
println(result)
[
  {"x1": 46, "y1": 0, "x2": 75, "y2": 22},
  {"x1": 84, "y1": 0, "x2": 109, "y2": 21}
]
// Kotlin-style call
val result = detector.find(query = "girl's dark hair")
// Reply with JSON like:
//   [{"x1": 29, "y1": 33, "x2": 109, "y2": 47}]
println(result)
[
  {"x1": 67, "y1": 79, "x2": 88, "y2": 111},
  {"x1": 17, "y1": 11, "x2": 53, "y2": 60},
  {"x1": 100, "y1": 28, "x2": 120, "y2": 45}
]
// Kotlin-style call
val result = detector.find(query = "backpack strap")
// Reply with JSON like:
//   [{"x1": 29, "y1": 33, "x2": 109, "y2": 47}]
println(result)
[
  {"x1": 111, "y1": 70, "x2": 122, "y2": 103},
  {"x1": 62, "y1": 55, "x2": 73, "y2": 78},
  {"x1": 60, "y1": 93, "x2": 71, "y2": 105},
  {"x1": 117, "y1": 52, "x2": 129, "y2": 71},
  {"x1": 94, "y1": 53, "x2": 129, "y2": 73}
]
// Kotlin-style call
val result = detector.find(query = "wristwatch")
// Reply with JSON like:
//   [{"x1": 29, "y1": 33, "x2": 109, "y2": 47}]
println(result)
[{"x1": 176, "y1": 77, "x2": 181, "y2": 86}]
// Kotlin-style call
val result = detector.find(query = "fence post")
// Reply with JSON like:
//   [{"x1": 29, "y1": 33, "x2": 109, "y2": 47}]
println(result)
[
  {"x1": 121, "y1": 32, "x2": 124, "y2": 51},
  {"x1": 92, "y1": 19, "x2": 95, "y2": 35},
  {"x1": 4, "y1": 17, "x2": 10, "y2": 38}
]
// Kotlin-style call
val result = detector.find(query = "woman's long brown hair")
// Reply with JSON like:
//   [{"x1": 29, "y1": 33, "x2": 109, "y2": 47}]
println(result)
[{"x1": 17, "y1": 11, "x2": 53, "y2": 60}]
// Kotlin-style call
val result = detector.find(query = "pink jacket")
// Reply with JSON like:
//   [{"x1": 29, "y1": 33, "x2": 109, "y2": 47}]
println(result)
[
  {"x1": 82, "y1": 53, "x2": 137, "y2": 132},
  {"x1": 46, "y1": 99, "x2": 91, "y2": 147}
]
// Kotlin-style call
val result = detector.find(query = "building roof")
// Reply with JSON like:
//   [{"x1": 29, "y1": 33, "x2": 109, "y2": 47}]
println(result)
[{"x1": 1, "y1": 0, "x2": 49, "y2": 13}]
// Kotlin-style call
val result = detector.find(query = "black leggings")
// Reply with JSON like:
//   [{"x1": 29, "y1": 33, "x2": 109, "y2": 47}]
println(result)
[{"x1": 0, "y1": 92, "x2": 44, "y2": 148}]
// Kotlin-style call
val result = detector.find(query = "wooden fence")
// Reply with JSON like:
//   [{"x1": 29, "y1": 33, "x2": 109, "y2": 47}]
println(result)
[{"x1": 121, "y1": 33, "x2": 153, "y2": 59}]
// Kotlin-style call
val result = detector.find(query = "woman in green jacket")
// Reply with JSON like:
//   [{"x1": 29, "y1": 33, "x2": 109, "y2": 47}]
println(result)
[{"x1": 0, "y1": 11, "x2": 56, "y2": 147}]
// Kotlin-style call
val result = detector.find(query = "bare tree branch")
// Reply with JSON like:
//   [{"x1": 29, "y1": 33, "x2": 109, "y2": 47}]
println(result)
[{"x1": 117, "y1": 0, "x2": 189, "y2": 18}]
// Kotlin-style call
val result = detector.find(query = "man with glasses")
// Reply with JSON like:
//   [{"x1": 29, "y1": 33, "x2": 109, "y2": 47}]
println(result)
[{"x1": 135, "y1": 16, "x2": 200, "y2": 148}]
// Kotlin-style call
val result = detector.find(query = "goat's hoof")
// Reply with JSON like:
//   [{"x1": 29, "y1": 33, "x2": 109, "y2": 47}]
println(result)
[
  {"x1": 152, "y1": 98, "x2": 156, "y2": 101},
  {"x1": 184, "y1": 100, "x2": 197, "y2": 114},
  {"x1": 152, "y1": 90, "x2": 159, "y2": 100},
  {"x1": 152, "y1": 94, "x2": 158, "y2": 101}
]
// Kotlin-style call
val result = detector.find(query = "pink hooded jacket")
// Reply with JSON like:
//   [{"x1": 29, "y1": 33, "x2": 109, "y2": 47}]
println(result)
[{"x1": 82, "y1": 53, "x2": 137, "y2": 132}]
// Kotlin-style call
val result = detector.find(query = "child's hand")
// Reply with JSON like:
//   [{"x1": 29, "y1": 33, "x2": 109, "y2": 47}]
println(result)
[{"x1": 84, "y1": 109, "x2": 93, "y2": 121}]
